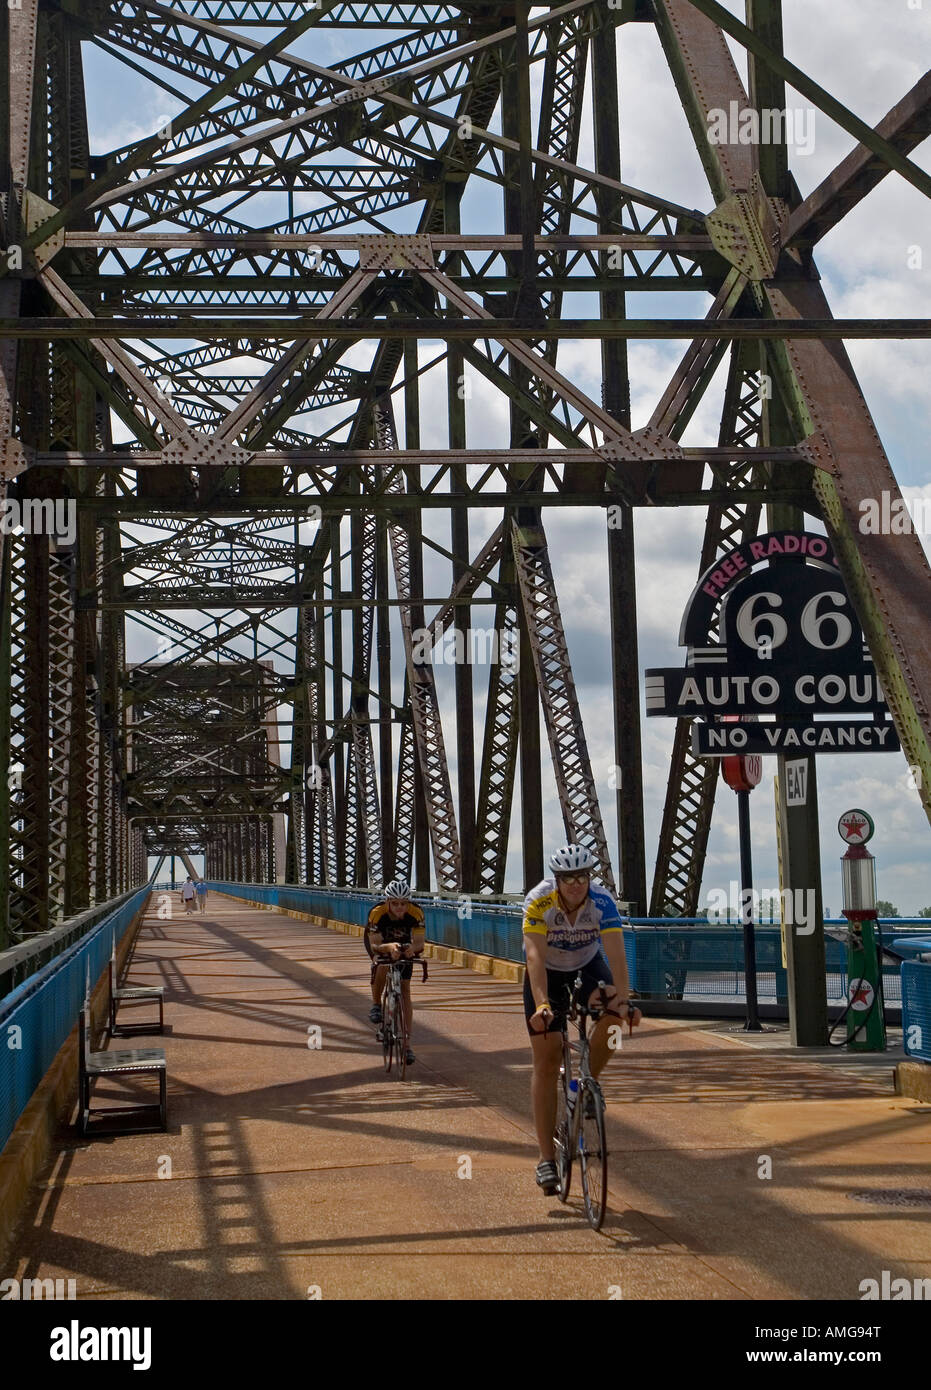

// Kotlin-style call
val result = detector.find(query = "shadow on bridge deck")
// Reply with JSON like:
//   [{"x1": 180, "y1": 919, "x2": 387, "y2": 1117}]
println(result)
[{"x1": 4, "y1": 894, "x2": 930, "y2": 1300}]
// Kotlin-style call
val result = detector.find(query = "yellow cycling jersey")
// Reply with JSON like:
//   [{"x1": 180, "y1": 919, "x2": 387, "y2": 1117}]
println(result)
[{"x1": 522, "y1": 878, "x2": 625, "y2": 972}]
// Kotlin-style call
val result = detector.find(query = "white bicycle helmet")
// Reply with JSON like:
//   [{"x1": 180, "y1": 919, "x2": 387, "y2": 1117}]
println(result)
[
  {"x1": 548, "y1": 843, "x2": 596, "y2": 874},
  {"x1": 383, "y1": 877, "x2": 411, "y2": 900}
]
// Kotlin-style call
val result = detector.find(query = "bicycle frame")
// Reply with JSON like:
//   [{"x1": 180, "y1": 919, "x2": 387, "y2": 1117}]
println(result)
[
  {"x1": 376, "y1": 954, "x2": 427, "y2": 1080},
  {"x1": 379, "y1": 960, "x2": 407, "y2": 1077},
  {"x1": 553, "y1": 976, "x2": 614, "y2": 1229},
  {"x1": 559, "y1": 994, "x2": 597, "y2": 1155}
]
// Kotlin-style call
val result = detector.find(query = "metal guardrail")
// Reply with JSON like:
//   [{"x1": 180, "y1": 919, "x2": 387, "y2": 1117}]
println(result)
[
  {"x1": 209, "y1": 883, "x2": 928, "y2": 1009},
  {"x1": 0, "y1": 885, "x2": 151, "y2": 1153},
  {"x1": 902, "y1": 962, "x2": 931, "y2": 1062},
  {"x1": 0, "y1": 884, "x2": 154, "y2": 1000}
]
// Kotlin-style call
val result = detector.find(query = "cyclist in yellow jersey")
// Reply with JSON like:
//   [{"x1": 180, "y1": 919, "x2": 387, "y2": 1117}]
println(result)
[
  {"x1": 365, "y1": 878, "x2": 425, "y2": 1067},
  {"x1": 523, "y1": 844, "x2": 641, "y2": 1194}
]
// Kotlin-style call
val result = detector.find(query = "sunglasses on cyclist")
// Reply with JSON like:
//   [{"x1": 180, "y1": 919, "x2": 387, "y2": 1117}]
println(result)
[{"x1": 555, "y1": 872, "x2": 591, "y2": 886}]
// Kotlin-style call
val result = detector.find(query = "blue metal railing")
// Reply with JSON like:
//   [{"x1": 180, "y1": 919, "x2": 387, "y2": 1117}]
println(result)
[
  {"x1": 902, "y1": 962, "x2": 931, "y2": 1062},
  {"x1": 208, "y1": 883, "x2": 929, "y2": 1008},
  {"x1": 0, "y1": 886, "x2": 151, "y2": 1153},
  {"x1": 0, "y1": 885, "x2": 151, "y2": 999}
]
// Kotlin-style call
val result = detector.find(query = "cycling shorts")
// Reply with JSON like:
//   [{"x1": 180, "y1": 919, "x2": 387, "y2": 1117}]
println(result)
[{"x1": 523, "y1": 952, "x2": 614, "y2": 1034}]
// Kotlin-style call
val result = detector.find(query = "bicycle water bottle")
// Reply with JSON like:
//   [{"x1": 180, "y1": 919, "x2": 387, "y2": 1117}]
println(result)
[{"x1": 568, "y1": 1079, "x2": 579, "y2": 1105}]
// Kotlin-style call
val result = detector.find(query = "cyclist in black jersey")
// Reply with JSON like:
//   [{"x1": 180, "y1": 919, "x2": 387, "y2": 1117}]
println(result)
[{"x1": 365, "y1": 878, "x2": 425, "y2": 1067}]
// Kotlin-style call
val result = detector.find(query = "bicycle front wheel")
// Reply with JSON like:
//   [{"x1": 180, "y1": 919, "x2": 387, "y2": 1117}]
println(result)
[
  {"x1": 395, "y1": 1022, "x2": 407, "y2": 1080},
  {"x1": 382, "y1": 998, "x2": 396, "y2": 1073},
  {"x1": 579, "y1": 1081, "x2": 607, "y2": 1230},
  {"x1": 554, "y1": 1064, "x2": 573, "y2": 1203}
]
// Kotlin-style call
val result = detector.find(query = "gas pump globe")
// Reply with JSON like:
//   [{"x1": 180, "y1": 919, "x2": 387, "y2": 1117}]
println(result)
[
  {"x1": 837, "y1": 809, "x2": 886, "y2": 1051},
  {"x1": 841, "y1": 844, "x2": 877, "y2": 918}
]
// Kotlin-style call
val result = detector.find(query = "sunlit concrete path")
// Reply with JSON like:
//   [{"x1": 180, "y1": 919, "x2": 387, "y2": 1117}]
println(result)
[{"x1": 5, "y1": 893, "x2": 931, "y2": 1300}]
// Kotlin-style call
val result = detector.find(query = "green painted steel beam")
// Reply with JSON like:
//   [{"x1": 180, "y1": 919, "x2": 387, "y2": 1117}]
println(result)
[{"x1": 4, "y1": 316, "x2": 927, "y2": 339}]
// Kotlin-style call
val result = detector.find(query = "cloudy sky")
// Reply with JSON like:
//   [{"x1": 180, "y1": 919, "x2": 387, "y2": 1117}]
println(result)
[{"x1": 83, "y1": 3, "x2": 931, "y2": 912}]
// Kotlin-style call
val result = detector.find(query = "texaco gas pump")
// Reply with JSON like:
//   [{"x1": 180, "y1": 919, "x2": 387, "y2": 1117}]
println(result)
[{"x1": 837, "y1": 809, "x2": 886, "y2": 1052}]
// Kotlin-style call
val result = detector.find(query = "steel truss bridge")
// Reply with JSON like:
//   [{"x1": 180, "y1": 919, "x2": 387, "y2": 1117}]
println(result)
[{"x1": 1, "y1": 0, "x2": 929, "y2": 952}]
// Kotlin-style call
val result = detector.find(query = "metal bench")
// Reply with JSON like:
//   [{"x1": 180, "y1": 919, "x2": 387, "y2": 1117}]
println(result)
[
  {"x1": 108, "y1": 949, "x2": 164, "y2": 1036},
  {"x1": 79, "y1": 1000, "x2": 168, "y2": 1136}
]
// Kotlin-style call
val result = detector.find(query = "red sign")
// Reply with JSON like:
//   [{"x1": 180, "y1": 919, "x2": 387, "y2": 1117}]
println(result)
[
  {"x1": 719, "y1": 713, "x2": 763, "y2": 791},
  {"x1": 721, "y1": 754, "x2": 763, "y2": 792}
]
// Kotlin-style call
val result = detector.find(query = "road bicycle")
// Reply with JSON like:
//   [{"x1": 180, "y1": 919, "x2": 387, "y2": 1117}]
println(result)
[
  {"x1": 552, "y1": 978, "x2": 636, "y2": 1230},
  {"x1": 377, "y1": 953, "x2": 427, "y2": 1081}
]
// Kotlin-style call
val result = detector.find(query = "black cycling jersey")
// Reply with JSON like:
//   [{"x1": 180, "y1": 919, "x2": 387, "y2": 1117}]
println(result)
[{"x1": 364, "y1": 901, "x2": 425, "y2": 958}]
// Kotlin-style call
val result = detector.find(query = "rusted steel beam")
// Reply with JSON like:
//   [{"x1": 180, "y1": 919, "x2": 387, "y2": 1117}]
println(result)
[
  {"x1": 765, "y1": 277, "x2": 931, "y2": 823},
  {"x1": 5, "y1": 315, "x2": 926, "y2": 340},
  {"x1": 785, "y1": 71, "x2": 931, "y2": 247},
  {"x1": 511, "y1": 514, "x2": 615, "y2": 892}
]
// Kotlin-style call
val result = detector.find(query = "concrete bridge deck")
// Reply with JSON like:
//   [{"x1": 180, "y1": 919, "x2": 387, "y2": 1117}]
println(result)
[{"x1": 4, "y1": 892, "x2": 930, "y2": 1300}]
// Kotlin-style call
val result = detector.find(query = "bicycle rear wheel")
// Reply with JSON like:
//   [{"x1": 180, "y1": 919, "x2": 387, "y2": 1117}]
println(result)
[
  {"x1": 578, "y1": 1080, "x2": 607, "y2": 1230},
  {"x1": 554, "y1": 1062, "x2": 573, "y2": 1202}
]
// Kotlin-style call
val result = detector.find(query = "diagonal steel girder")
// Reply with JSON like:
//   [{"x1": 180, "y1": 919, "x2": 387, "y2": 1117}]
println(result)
[
  {"x1": 784, "y1": 71, "x2": 931, "y2": 247},
  {"x1": 682, "y1": 0, "x2": 931, "y2": 205},
  {"x1": 655, "y1": 0, "x2": 931, "y2": 826},
  {"x1": 344, "y1": 478, "x2": 383, "y2": 887},
  {"x1": 510, "y1": 515, "x2": 615, "y2": 893},
  {"x1": 418, "y1": 265, "x2": 681, "y2": 474},
  {"x1": 40, "y1": 262, "x2": 376, "y2": 465},
  {"x1": 473, "y1": 540, "x2": 520, "y2": 896},
  {"x1": 25, "y1": 1, "x2": 695, "y2": 253},
  {"x1": 650, "y1": 341, "x2": 767, "y2": 916},
  {"x1": 375, "y1": 400, "x2": 461, "y2": 891},
  {"x1": 5, "y1": 0, "x2": 927, "y2": 921}
]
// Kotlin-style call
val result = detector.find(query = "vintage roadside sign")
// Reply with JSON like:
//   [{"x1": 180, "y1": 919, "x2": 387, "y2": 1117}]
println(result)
[
  {"x1": 721, "y1": 752, "x2": 762, "y2": 792},
  {"x1": 692, "y1": 720, "x2": 898, "y2": 754},
  {"x1": 719, "y1": 715, "x2": 762, "y2": 790},
  {"x1": 645, "y1": 531, "x2": 900, "y2": 755},
  {"x1": 784, "y1": 759, "x2": 808, "y2": 806},
  {"x1": 838, "y1": 808, "x2": 875, "y2": 845}
]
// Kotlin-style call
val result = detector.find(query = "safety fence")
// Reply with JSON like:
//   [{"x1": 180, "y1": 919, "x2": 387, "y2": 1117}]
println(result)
[
  {"x1": 0, "y1": 885, "x2": 151, "y2": 999},
  {"x1": 0, "y1": 886, "x2": 151, "y2": 1153},
  {"x1": 902, "y1": 962, "x2": 931, "y2": 1063},
  {"x1": 208, "y1": 883, "x2": 929, "y2": 1009}
]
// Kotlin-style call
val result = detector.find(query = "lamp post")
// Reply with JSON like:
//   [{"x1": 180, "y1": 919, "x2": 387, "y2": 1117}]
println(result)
[{"x1": 838, "y1": 809, "x2": 886, "y2": 1051}]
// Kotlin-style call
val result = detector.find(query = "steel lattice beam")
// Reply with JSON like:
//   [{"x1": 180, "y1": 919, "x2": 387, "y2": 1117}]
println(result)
[{"x1": 1, "y1": 0, "x2": 927, "y2": 938}]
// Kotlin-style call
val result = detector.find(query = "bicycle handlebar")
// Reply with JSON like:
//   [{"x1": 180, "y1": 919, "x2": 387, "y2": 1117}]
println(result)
[
  {"x1": 572, "y1": 978, "x2": 639, "y2": 1026},
  {"x1": 381, "y1": 953, "x2": 428, "y2": 981}
]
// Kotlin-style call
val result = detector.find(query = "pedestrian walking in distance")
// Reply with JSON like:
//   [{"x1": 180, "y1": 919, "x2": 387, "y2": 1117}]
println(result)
[
  {"x1": 180, "y1": 877, "x2": 196, "y2": 915},
  {"x1": 196, "y1": 878, "x2": 208, "y2": 913}
]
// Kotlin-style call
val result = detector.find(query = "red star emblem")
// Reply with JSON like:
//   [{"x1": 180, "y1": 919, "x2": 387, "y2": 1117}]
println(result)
[
  {"x1": 843, "y1": 814, "x2": 868, "y2": 842},
  {"x1": 850, "y1": 983, "x2": 872, "y2": 1007}
]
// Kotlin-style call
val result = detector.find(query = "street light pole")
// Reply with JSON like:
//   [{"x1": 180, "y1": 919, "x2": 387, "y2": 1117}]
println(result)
[
  {"x1": 737, "y1": 787, "x2": 761, "y2": 1032},
  {"x1": 721, "y1": 747, "x2": 763, "y2": 1032}
]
